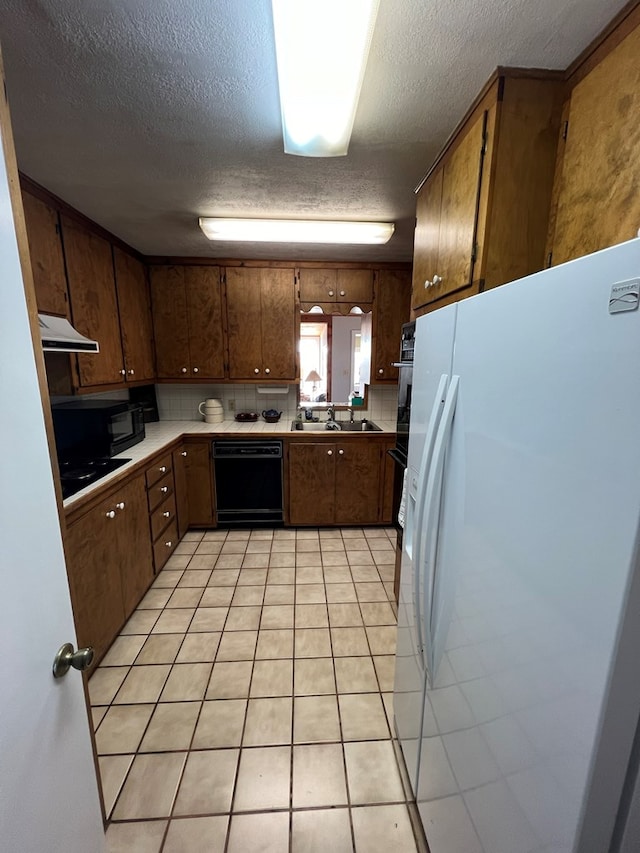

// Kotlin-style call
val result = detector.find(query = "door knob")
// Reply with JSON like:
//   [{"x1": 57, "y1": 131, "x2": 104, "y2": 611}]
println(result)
[{"x1": 52, "y1": 643, "x2": 94, "y2": 678}]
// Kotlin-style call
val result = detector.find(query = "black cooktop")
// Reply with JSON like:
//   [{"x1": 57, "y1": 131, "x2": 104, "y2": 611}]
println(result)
[{"x1": 59, "y1": 457, "x2": 131, "y2": 499}]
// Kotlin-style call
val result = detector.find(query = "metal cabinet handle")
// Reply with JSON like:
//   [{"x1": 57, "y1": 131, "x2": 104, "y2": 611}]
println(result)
[
  {"x1": 52, "y1": 643, "x2": 94, "y2": 678},
  {"x1": 116, "y1": 501, "x2": 125, "y2": 510},
  {"x1": 327, "y1": 450, "x2": 333, "y2": 455},
  {"x1": 106, "y1": 510, "x2": 116, "y2": 519},
  {"x1": 159, "y1": 466, "x2": 167, "y2": 473},
  {"x1": 163, "y1": 510, "x2": 171, "y2": 518},
  {"x1": 181, "y1": 367, "x2": 188, "y2": 373},
  {"x1": 160, "y1": 486, "x2": 168, "y2": 493},
  {"x1": 181, "y1": 451, "x2": 187, "y2": 457},
  {"x1": 193, "y1": 367, "x2": 199, "y2": 373},
  {"x1": 338, "y1": 449, "x2": 344, "y2": 455}
]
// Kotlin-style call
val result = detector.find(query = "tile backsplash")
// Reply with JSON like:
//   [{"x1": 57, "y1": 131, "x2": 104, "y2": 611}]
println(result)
[{"x1": 155, "y1": 383, "x2": 398, "y2": 423}]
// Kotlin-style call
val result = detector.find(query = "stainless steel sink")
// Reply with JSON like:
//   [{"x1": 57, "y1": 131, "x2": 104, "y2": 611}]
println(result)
[{"x1": 290, "y1": 420, "x2": 382, "y2": 432}]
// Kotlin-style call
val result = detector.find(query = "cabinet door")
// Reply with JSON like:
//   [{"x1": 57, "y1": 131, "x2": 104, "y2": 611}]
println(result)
[
  {"x1": 22, "y1": 191, "x2": 69, "y2": 316},
  {"x1": 260, "y1": 268, "x2": 297, "y2": 380},
  {"x1": 172, "y1": 446, "x2": 190, "y2": 538},
  {"x1": 226, "y1": 267, "x2": 263, "y2": 379},
  {"x1": 372, "y1": 269, "x2": 411, "y2": 382},
  {"x1": 288, "y1": 443, "x2": 336, "y2": 526},
  {"x1": 185, "y1": 266, "x2": 225, "y2": 380},
  {"x1": 64, "y1": 495, "x2": 125, "y2": 662},
  {"x1": 434, "y1": 113, "x2": 485, "y2": 300},
  {"x1": 335, "y1": 442, "x2": 382, "y2": 525},
  {"x1": 117, "y1": 475, "x2": 154, "y2": 617},
  {"x1": 299, "y1": 268, "x2": 337, "y2": 303},
  {"x1": 336, "y1": 269, "x2": 374, "y2": 304},
  {"x1": 550, "y1": 26, "x2": 640, "y2": 265},
  {"x1": 412, "y1": 167, "x2": 443, "y2": 311},
  {"x1": 114, "y1": 248, "x2": 155, "y2": 383},
  {"x1": 186, "y1": 441, "x2": 215, "y2": 526},
  {"x1": 150, "y1": 265, "x2": 191, "y2": 379},
  {"x1": 61, "y1": 216, "x2": 124, "y2": 387}
]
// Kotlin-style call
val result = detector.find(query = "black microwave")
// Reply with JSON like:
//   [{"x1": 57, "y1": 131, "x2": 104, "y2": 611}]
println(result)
[{"x1": 51, "y1": 400, "x2": 145, "y2": 459}]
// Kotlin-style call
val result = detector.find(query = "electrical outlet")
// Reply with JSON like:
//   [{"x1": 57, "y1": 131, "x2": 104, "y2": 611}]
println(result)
[{"x1": 228, "y1": 400, "x2": 236, "y2": 412}]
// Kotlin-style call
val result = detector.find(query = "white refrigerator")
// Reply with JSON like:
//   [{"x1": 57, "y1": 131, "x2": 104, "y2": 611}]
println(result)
[{"x1": 393, "y1": 238, "x2": 640, "y2": 853}]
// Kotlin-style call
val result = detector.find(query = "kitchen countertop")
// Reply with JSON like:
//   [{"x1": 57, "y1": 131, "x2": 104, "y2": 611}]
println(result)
[{"x1": 62, "y1": 418, "x2": 397, "y2": 510}]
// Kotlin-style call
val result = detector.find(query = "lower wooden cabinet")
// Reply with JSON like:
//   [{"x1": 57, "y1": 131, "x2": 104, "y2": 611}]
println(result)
[
  {"x1": 184, "y1": 441, "x2": 215, "y2": 526},
  {"x1": 65, "y1": 473, "x2": 152, "y2": 663},
  {"x1": 287, "y1": 439, "x2": 386, "y2": 526},
  {"x1": 145, "y1": 452, "x2": 178, "y2": 572}
]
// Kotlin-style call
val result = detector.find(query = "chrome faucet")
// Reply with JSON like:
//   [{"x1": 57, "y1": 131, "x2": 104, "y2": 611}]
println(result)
[
  {"x1": 348, "y1": 406, "x2": 355, "y2": 423},
  {"x1": 326, "y1": 405, "x2": 335, "y2": 422}
]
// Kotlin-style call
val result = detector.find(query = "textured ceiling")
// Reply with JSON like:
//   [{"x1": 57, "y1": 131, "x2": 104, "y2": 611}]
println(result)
[{"x1": 0, "y1": 0, "x2": 629, "y2": 262}]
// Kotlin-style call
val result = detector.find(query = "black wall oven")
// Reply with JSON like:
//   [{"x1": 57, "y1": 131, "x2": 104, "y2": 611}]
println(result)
[{"x1": 390, "y1": 320, "x2": 414, "y2": 469}]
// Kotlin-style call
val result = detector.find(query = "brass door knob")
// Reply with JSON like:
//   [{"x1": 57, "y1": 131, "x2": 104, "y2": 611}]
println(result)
[{"x1": 52, "y1": 643, "x2": 94, "y2": 678}]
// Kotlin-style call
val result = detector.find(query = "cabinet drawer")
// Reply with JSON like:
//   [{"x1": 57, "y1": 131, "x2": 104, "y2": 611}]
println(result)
[
  {"x1": 153, "y1": 520, "x2": 178, "y2": 571},
  {"x1": 145, "y1": 454, "x2": 173, "y2": 488},
  {"x1": 147, "y1": 470, "x2": 174, "y2": 512},
  {"x1": 150, "y1": 493, "x2": 177, "y2": 542}
]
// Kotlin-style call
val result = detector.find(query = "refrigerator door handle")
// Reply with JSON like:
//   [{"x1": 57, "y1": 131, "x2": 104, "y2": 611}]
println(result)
[
  {"x1": 421, "y1": 375, "x2": 459, "y2": 677},
  {"x1": 412, "y1": 373, "x2": 449, "y2": 669}
]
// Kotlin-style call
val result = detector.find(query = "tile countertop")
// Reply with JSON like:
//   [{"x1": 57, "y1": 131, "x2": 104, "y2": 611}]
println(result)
[{"x1": 62, "y1": 418, "x2": 397, "y2": 510}]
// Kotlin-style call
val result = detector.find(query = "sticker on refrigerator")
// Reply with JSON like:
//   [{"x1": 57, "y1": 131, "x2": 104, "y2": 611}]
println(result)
[{"x1": 609, "y1": 279, "x2": 640, "y2": 314}]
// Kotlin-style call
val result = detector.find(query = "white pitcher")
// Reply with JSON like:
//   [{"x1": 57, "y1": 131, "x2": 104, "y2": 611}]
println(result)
[{"x1": 198, "y1": 398, "x2": 223, "y2": 424}]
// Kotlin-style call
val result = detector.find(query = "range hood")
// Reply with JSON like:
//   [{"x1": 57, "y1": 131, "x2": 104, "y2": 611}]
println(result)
[{"x1": 39, "y1": 314, "x2": 99, "y2": 353}]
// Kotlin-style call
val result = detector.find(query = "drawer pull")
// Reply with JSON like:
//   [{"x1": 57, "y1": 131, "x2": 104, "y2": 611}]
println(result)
[
  {"x1": 254, "y1": 368, "x2": 260, "y2": 374},
  {"x1": 265, "y1": 368, "x2": 270, "y2": 374},
  {"x1": 163, "y1": 510, "x2": 171, "y2": 518},
  {"x1": 181, "y1": 367, "x2": 188, "y2": 373},
  {"x1": 106, "y1": 510, "x2": 116, "y2": 519},
  {"x1": 159, "y1": 466, "x2": 167, "y2": 473},
  {"x1": 116, "y1": 501, "x2": 125, "y2": 510},
  {"x1": 339, "y1": 290, "x2": 345, "y2": 296},
  {"x1": 181, "y1": 451, "x2": 187, "y2": 457},
  {"x1": 338, "y1": 449, "x2": 344, "y2": 455},
  {"x1": 165, "y1": 540, "x2": 172, "y2": 548},
  {"x1": 327, "y1": 450, "x2": 333, "y2": 456},
  {"x1": 193, "y1": 367, "x2": 199, "y2": 373},
  {"x1": 328, "y1": 290, "x2": 334, "y2": 296},
  {"x1": 160, "y1": 486, "x2": 168, "y2": 494}
]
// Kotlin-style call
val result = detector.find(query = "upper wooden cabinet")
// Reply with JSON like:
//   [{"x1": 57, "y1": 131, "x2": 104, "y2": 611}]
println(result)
[
  {"x1": 61, "y1": 215, "x2": 125, "y2": 388},
  {"x1": 547, "y1": 20, "x2": 640, "y2": 266},
  {"x1": 114, "y1": 248, "x2": 155, "y2": 383},
  {"x1": 21, "y1": 191, "x2": 69, "y2": 317},
  {"x1": 299, "y1": 268, "x2": 374, "y2": 309},
  {"x1": 225, "y1": 267, "x2": 297, "y2": 381},
  {"x1": 412, "y1": 72, "x2": 563, "y2": 315},
  {"x1": 371, "y1": 269, "x2": 411, "y2": 383},
  {"x1": 150, "y1": 265, "x2": 225, "y2": 381}
]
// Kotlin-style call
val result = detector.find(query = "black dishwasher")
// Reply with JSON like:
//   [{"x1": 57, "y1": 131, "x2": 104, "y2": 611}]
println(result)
[{"x1": 213, "y1": 440, "x2": 284, "y2": 526}]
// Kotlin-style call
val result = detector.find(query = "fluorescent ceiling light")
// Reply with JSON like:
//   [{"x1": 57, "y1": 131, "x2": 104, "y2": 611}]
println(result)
[
  {"x1": 271, "y1": 0, "x2": 380, "y2": 157},
  {"x1": 199, "y1": 218, "x2": 394, "y2": 245}
]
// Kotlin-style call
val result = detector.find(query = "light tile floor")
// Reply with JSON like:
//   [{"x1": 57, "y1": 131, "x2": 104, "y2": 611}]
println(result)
[{"x1": 90, "y1": 526, "x2": 421, "y2": 853}]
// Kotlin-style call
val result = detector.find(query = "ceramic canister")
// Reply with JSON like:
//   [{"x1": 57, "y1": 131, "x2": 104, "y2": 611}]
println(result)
[{"x1": 198, "y1": 398, "x2": 224, "y2": 424}]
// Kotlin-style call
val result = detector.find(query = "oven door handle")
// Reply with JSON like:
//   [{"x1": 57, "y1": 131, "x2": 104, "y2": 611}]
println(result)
[{"x1": 392, "y1": 362, "x2": 413, "y2": 368}]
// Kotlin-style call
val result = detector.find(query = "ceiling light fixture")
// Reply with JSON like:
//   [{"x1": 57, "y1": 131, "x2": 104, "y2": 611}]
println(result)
[
  {"x1": 198, "y1": 218, "x2": 394, "y2": 245},
  {"x1": 271, "y1": 0, "x2": 380, "y2": 157}
]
